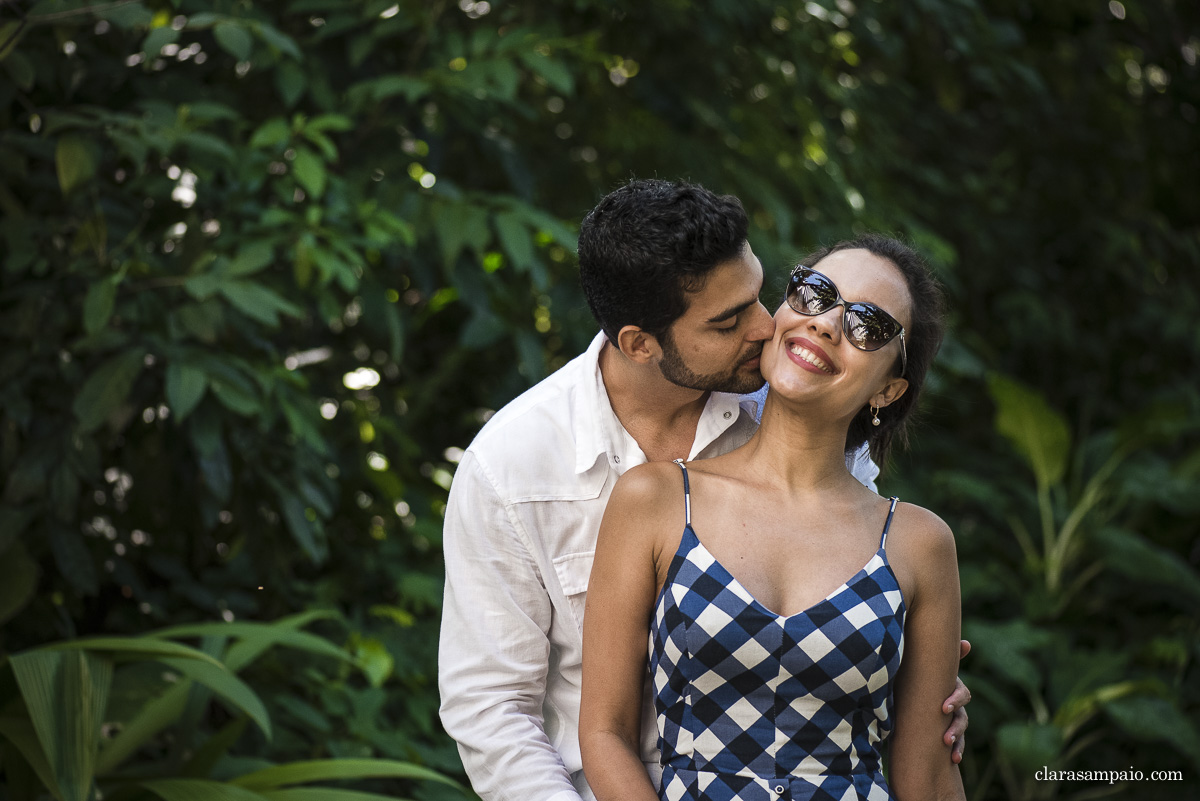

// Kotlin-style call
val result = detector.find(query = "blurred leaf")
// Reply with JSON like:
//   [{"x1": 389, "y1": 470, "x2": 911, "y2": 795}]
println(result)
[
  {"x1": 141, "y1": 26, "x2": 180, "y2": 57},
  {"x1": 0, "y1": 535, "x2": 37, "y2": 625},
  {"x1": 95, "y1": 682, "x2": 190, "y2": 775},
  {"x1": 143, "y1": 779, "x2": 268, "y2": 801},
  {"x1": 996, "y1": 721, "x2": 1063, "y2": 777},
  {"x1": 220, "y1": 280, "x2": 301, "y2": 327},
  {"x1": 48, "y1": 524, "x2": 98, "y2": 597},
  {"x1": 1104, "y1": 696, "x2": 1200, "y2": 767},
  {"x1": 1092, "y1": 526, "x2": 1200, "y2": 606},
  {"x1": 254, "y1": 23, "x2": 302, "y2": 60},
  {"x1": 11, "y1": 649, "x2": 113, "y2": 801},
  {"x1": 349, "y1": 638, "x2": 393, "y2": 688},
  {"x1": 167, "y1": 363, "x2": 208, "y2": 422},
  {"x1": 157, "y1": 657, "x2": 272, "y2": 739},
  {"x1": 988, "y1": 373, "x2": 1070, "y2": 487},
  {"x1": 72, "y1": 348, "x2": 145, "y2": 433},
  {"x1": 0, "y1": 717, "x2": 60, "y2": 799},
  {"x1": 55, "y1": 135, "x2": 96, "y2": 196},
  {"x1": 83, "y1": 276, "x2": 120, "y2": 335},
  {"x1": 44, "y1": 638, "x2": 225, "y2": 668},
  {"x1": 250, "y1": 118, "x2": 292, "y2": 149},
  {"x1": 231, "y1": 759, "x2": 459, "y2": 790},
  {"x1": 214, "y1": 22, "x2": 254, "y2": 61},
  {"x1": 292, "y1": 148, "x2": 327, "y2": 198}
]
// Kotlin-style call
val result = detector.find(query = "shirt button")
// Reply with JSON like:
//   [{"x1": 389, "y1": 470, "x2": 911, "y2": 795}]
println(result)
[
  {"x1": 773, "y1": 785, "x2": 786, "y2": 795},
  {"x1": 613, "y1": 455, "x2": 620, "y2": 463},
  {"x1": 723, "y1": 411, "x2": 732, "y2": 419}
]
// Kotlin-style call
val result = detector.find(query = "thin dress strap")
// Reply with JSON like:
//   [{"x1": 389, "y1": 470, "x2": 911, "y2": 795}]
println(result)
[
  {"x1": 672, "y1": 459, "x2": 692, "y2": 527},
  {"x1": 879, "y1": 496, "x2": 899, "y2": 549}
]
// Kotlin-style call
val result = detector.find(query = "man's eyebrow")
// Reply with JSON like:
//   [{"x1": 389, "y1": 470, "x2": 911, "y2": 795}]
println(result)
[{"x1": 706, "y1": 298, "x2": 757, "y2": 324}]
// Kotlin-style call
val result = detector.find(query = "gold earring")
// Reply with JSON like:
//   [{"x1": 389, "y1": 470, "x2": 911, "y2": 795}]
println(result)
[{"x1": 871, "y1": 405, "x2": 881, "y2": 426}]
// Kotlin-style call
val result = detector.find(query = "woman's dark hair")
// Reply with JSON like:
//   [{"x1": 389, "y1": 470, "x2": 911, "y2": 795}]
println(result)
[
  {"x1": 578, "y1": 179, "x2": 749, "y2": 343},
  {"x1": 794, "y1": 234, "x2": 946, "y2": 469}
]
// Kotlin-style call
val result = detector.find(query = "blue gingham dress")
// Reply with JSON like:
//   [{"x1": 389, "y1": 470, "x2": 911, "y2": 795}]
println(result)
[{"x1": 651, "y1": 461, "x2": 905, "y2": 801}]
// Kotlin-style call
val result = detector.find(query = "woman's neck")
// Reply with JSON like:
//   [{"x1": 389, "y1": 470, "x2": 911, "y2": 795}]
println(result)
[{"x1": 732, "y1": 391, "x2": 862, "y2": 495}]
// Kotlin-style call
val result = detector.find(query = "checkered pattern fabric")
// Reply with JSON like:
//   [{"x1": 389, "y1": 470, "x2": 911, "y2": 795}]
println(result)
[{"x1": 650, "y1": 462, "x2": 904, "y2": 801}]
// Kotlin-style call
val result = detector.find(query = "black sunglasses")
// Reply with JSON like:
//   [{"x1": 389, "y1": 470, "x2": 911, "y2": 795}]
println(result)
[{"x1": 785, "y1": 266, "x2": 907, "y2": 376}]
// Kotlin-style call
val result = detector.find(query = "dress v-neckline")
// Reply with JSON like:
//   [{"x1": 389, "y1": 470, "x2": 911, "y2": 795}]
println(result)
[{"x1": 679, "y1": 524, "x2": 891, "y2": 621}]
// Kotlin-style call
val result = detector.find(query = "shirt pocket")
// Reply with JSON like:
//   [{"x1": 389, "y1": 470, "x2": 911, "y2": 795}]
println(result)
[{"x1": 551, "y1": 550, "x2": 595, "y2": 631}]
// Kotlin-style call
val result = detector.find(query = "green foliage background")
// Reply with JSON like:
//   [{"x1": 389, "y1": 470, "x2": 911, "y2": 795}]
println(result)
[{"x1": 0, "y1": 0, "x2": 1197, "y2": 799}]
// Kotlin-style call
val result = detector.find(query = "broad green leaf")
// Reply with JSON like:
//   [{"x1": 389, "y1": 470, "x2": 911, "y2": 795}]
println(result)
[
  {"x1": 249, "y1": 118, "x2": 291, "y2": 149},
  {"x1": 254, "y1": 22, "x2": 302, "y2": 60},
  {"x1": 83, "y1": 276, "x2": 119, "y2": 335},
  {"x1": 229, "y1": 242, "x2": 275, "y2": 276},
  {"x1": 0, "y1": 535, "x2": 37, "y2": 625},
  {"x1": 48, "y1": 524, "x2": 99, "y2": 596},
  {"x1": 275, "y1": 60, "x2": 307, "y2": 107},
  {"x1": 364, "y1": 75, "x2": 429, "y2": 103},
  {"x1": 518, "y1": 50, "x2": 574, "y2": 95},
  {"x1": 55, "y1": 135, "x2": 96, "y2": 196},
  {"x1": 141, "y1": 25, "x2": 180, "y2": 56},
  {"x1": 210, "y1": 377, "x2": 260, "y2": 416},
  {"x1": 232, "y1": 759, "x2": 458, "y2": 791},
  {"x1": 350, "y1": 638, "x2": 393, "y2": 688},
  {"x1": 276, "y1": 489, "x2": 325, "y2": 563},
  {"x1": 147, "y1": 621, "x2": 351, "y2": 667},
  {"x1": 4, "y1": 50, "x2": 34, "y2": 90},
  {"x1": 167, "y1": 363, "x2": 208, "y2": 422},
  {"x1": 987, "y1": 373, "x2": 1070, "y2": 487},
  {"x1": 0, "y1": 717, "x2": 61, "y2": 800},
  {"x1": 291, "y1": 148, "x2": 327, "y2": 198},
  {"x1": 181, "y1": 718, "x2": 249, "y2": 779},
  {"x1": 494, "y1": 212, "x2": 533, "y2": 271},
  {"x1": 0, "y1": 22, "x2": 28, "y2": 61},
  {"x1": 182, "y1": 131, "x2": 236, "y2": 162},
  {"x1": 156, "y1": 657, "x2": 271, "y2": 739},
  {"x1": 220, "y1": 281, "x2": 302, "y2": 327},
  {"x1": 44, "y1": 637, "x2": 224, "y2": 668},
  {"x1": 961, "y1": 619, "x2": 1051, "y2": 694},
  {"x1": 995, "y1": 722, "x2": 1064, "y2": 777},
  {"x1": 263, "y1": 790, "x2": 418, "y2": 801},
  {"x1": 433, "y1": 202, "x2": 490, "y2": 268},
  {"x1": 95, "y1": 682, "x2": 189, "y2": 775},
  {"x1": 305, "y1": 114, "x2": 352, "y2": 133},
  {"x1": 143, "y1": 779, "x2": 269, "y2": 801},
  {"x1": 11, "y1": 649, "x2": 113, "y2": 801},
  {"x1": 1092, "y1": 526, "x2": 1200, "y2": 605},
  {"x1": 72, "y1": 348, "x2": 145, "y2": 433},
  {"x1": 1105, "y1": 696, "x2": 1200, "y2": 767},
  {"x1": 214, "y1": 22, "x2": 253, "y2": 61}
]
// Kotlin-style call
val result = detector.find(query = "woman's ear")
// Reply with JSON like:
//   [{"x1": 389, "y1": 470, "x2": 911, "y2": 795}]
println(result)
[{"x1": 872, "y1": 376, "x2": 909, "y2": 410}]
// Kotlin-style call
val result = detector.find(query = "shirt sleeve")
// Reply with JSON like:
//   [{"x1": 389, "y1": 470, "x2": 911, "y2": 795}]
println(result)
[
  {"x1": 438, "y1": 450, "x2": 583, "y2": 801},
  {"x1": 846, "y1": 442, "x2": 880, "y2": 493}
]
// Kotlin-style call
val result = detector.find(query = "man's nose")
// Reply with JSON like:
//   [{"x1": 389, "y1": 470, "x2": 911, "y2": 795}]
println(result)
[{"x1": 747, "y1": 301, "x2": 776, "y2": 341}]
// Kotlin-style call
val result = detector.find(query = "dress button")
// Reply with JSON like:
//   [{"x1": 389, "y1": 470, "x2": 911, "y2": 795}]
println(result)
[
  {"x1": 723, "y1": 411, "x2": 732, "y2": 419},
  {"x1": 613, "y1": 455, "x2": 620, "y2": 463}
]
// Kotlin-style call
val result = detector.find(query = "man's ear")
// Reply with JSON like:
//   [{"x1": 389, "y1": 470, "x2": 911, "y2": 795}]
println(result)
[
  {"x1": 615, "y1": 325, "x2": 660, "y2": 364},
  {"x1": 872, "y1": 376, "x2": 908, "y2": 410}
]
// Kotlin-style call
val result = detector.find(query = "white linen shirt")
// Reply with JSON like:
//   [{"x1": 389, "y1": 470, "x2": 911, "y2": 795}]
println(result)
[{"x1": 438, "y1": 332, "x2": 878, "y2": 801}]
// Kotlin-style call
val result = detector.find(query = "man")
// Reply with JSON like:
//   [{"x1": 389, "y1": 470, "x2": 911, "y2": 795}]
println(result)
[{"x1": 438, "y1": 180, "x2": 969, "y2": 801}]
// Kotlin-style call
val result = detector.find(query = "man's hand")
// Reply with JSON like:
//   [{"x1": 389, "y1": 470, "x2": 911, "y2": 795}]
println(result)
[{"x1": 941, "y1": 639, "x2": 972, "y2": 763}]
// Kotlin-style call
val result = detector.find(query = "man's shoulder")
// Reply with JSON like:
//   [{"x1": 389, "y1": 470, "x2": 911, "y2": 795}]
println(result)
[{"x1": 463, "y1": 349, "x2": 599, "y2": 486}]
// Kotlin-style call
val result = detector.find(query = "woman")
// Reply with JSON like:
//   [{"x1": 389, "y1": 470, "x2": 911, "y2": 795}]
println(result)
[{"x1": 580, "y1": 235, "x2": 964, "y2": 801}]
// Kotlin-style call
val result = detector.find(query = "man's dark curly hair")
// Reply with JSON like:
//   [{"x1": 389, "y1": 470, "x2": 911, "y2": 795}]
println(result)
[
  {"x1": 791, "y1": 234, "x2": 946, "y2": 468},
  {"x1": 578, "y1": 179, "x2": 749, "y2": 344}
]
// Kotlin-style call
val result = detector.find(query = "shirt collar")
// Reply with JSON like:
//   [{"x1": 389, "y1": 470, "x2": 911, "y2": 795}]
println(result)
[{"x1": 572, "y1": 332, "x2": 747, "y2": 474}]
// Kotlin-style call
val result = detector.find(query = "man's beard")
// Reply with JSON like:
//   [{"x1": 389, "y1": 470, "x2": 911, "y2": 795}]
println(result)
[{"x1": 658, "y1": 333, "x2": 765, "y2": 394}]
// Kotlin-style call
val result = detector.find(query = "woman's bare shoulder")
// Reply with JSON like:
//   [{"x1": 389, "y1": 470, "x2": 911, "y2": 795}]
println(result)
[{"x1": 887, "y1": 501, "x2": 957, "y2": 561}]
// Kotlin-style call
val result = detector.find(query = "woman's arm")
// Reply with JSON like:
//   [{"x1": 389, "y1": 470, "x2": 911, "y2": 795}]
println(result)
[
  {"x1": 580, "y1": 465, "x2": 676, "y2": 801},
  {"x1": 887, "y1": 505, "x2": 966, "y2": 801}
]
